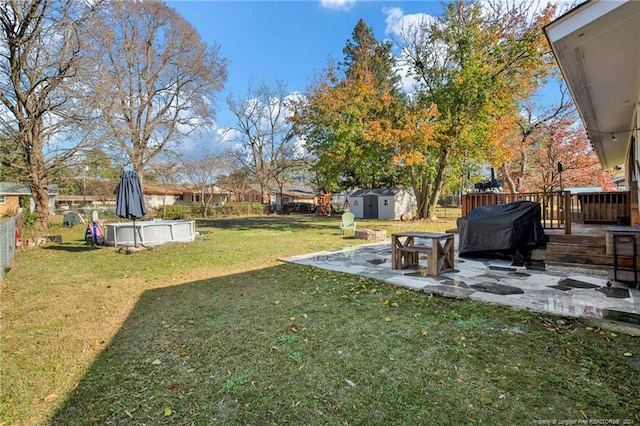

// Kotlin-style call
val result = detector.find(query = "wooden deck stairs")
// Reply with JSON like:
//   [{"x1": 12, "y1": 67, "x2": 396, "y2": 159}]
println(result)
[
  {"x1": 532, "y1": 227, "x2": 638, "y2": 283},
  {"x1": 533, "y1": 233, "x2": 610, "y2": 270}
]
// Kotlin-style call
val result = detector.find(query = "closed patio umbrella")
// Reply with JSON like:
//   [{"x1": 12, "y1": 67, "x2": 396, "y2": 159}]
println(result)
[{"x1": 116, "y1": 170, "x2": 147, "y2": 247}]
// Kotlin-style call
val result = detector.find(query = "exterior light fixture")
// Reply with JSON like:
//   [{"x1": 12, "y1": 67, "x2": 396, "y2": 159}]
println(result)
[{"x1": 612, "y1": 133, "x2": 617, "y2": 142}]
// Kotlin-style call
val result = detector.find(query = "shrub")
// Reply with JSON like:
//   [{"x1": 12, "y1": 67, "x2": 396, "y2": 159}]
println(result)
[
  {"x1": 163, "y1": 204, "x2": 195, "y2": 219},
  {"x1": 208, "y1": 202, "x2": 267, "y2": 217},
  {"x1": 281, "y1": 203, "x2": 315, "y2": 214},
  {"x1": 162, "y1": 202, "x2": 267, "y2": 219}
]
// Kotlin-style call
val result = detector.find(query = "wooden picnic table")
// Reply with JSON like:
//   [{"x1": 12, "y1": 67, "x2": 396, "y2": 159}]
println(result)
[{"x1": 391, "y1": 232, "x2": 455, "y2": 276}]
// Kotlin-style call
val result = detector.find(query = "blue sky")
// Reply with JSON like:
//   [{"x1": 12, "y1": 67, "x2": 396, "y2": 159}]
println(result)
[{"x1": 166, "y1": 0, "x2": 445, "y2": 155}]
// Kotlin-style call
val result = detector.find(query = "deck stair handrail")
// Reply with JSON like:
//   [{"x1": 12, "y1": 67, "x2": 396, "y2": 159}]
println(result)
[{"x1": 461, "y1": 191, "x2": 572, "y2": 235}]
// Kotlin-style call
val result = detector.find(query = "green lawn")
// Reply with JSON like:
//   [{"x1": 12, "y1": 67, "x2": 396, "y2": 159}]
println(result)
[{"x1": 1, "y1": 213, "x2": 638, "y2": 425}]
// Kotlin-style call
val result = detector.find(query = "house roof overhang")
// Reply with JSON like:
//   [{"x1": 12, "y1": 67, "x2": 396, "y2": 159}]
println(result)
[{"x1": 544, "y1": 0, "x2": 640, "y2": 169}]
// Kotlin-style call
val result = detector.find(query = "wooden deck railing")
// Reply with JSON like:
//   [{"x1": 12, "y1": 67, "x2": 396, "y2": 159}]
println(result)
[
  {"x1": 461, "y1": 191, "x2": 572, "y2": 234},
  {"x1": 572, "y1": 191, "x2": 630, "y2": 225}
]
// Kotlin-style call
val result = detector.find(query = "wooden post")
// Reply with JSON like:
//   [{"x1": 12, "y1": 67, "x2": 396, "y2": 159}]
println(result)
[{"x1": 563, "y1": 191, "x2": 572, "y2": 235}]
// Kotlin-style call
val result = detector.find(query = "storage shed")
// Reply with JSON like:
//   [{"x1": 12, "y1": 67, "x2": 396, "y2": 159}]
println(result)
[{"x1": 347, "y1": 188, "x2": 414, "y2": 220}]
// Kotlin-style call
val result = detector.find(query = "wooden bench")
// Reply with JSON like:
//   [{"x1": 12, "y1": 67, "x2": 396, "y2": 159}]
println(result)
[
  {"x1": 391, "y1": 232, "x2": 455, "y2": 276},
  {"x1": 395, "y1": 244, "x2": 431, "y2": 269}
]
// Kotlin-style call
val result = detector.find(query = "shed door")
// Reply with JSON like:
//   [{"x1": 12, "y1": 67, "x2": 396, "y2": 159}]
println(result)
[{"x1": 363, "y1": 194, "x2": 378, "y2": 219}]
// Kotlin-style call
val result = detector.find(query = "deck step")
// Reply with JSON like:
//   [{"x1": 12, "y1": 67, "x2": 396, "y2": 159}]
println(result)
[
  {"x1": 545, "y1": 242, "x2": 606, "y2": 255},
  {"x1": 544, "y1": 261, "x2": 610, "y2": 275},
  {"x1": 546, "y1": 234, "x2": 605, "y2": 245}
]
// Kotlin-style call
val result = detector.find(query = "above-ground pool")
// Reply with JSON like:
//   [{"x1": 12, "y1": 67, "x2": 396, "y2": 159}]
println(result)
[{"x1": 104, "y1": 220, "x2": 195, "y2": 247}]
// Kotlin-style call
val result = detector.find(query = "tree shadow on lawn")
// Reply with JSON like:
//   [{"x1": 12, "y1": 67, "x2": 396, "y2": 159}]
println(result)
[
  {"x1": 197, "y1": 214, "x2": 342, "y2": 232},
  {"x1": 41, "y1": 243, "x2": 101, "y2": 253},
  {"x1": 48, "y1": 263, "x2": 640, "y2": 425},
  {"x1": 51, "y1": 263, "x2": 347, "y2": 425}
]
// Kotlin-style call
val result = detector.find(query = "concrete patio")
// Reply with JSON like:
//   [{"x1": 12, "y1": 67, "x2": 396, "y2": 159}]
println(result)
[{"x1": 282, "y1": 236, "x2": 640, "y2": 333}]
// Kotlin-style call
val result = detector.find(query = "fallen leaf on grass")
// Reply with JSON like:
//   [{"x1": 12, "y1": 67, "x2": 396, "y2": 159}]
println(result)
[
  {"x1": 624, "y1": 352, "x2": 633, "y2": 357},
  {"x1": 151, "y1": 359, "x2": 162, "y2": 365},
  {"x1": 44, "y1": 394, "x2": 58, "y2": 403},
  {"x1": 480, "y1": 393, "x2": 493, "y2": 404},
  {"x1": 90, "y1": 339, "x2": 108, "y2": 349},
  {"x1": 163, "y1": 406, "x2": 172, "y2": 416}
]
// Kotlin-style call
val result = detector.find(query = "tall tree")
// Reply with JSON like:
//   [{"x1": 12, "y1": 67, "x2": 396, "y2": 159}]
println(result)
[
  {"x1": 293, "y1": 20, "x2": 405, "y2": 193},
  {"x1": 84, "y1": 1, "x2": 227, "y2": 182},
  {"x1": 0, "y1": 0, "x2": 101, "y2": 233},
  {"x1": 496, "y1": 84, "x2": 574, "y2": 193},
  {"x1": 526, "y1": 113, "x2": 615, "y2": 193},
  {"x1": 398, "y1": 0, "x2": 557, "y2": 218},
  {"x1": 226, "y1": 81, "x2": 304, "y2": 203}
]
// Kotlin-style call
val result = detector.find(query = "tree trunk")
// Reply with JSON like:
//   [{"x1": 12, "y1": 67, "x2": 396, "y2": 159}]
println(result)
[
  {"x1": 500, "y1": 164, "x2": 517, "y2": 194},
  {"x1": 412, "y1": 171, "x2": 431, "y2": 220},
  {"x1": 25, "y1": 118, "x2": 50, "y2": 235},
  {"x1": 426, "y1": 146, "x2": 449, "y2": 220}
]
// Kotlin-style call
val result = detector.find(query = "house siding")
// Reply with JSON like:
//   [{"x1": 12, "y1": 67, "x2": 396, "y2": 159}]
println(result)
[{"x1": 0, "y1": 195, "x2": 20, "y2": 217}]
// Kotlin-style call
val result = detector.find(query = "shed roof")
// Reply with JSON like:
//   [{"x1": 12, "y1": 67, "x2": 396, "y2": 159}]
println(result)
[
  {"x1": 349, "y1": 188, "x2": 407, "y2": 197},
  {"x1": 0, "y1": 182, "x2": 31, "y2": 195}
]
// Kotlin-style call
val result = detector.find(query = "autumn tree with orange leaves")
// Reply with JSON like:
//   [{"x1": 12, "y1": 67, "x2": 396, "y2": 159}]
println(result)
[
  {"x1": 394, "y1": 0, "x2": 558, "y2": 218},
  {"x1": 292, "y1": 20, "x2": 408, "y2": 193},
  {"x1": 526, "y1": 112, "x2": 616, "y2": 193},
  {"x1": 295, "y1": 3, "x2": 563, "y2": 219}
]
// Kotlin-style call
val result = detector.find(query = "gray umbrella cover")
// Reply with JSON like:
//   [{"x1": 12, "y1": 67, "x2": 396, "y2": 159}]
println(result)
[{"x1": 116, "y1": 170, "x2": 147, "y2": 220}]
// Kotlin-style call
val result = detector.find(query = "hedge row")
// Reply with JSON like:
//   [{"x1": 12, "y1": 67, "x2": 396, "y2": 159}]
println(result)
[{"x1": 161, "y1": 202, "x2": 269, "y2": 219}]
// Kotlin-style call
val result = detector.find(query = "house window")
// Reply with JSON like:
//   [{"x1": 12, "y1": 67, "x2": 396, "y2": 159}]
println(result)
[
  {"x1": 0, "y1": 195, "x2": 4, "y2": 204},
  {"x1": 354, "y1": 200, "x2": 359, "y2": 206}
]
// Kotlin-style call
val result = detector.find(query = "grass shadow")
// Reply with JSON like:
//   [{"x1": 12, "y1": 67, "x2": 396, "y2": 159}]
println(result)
[
  {"x1": 41, "y1": 244, "x2": 101, "y2": 253},
  {"x1": 49, "y1": 263, "x2": 640, "y2": 425},
  {"x1": 197, "y1": 214, "x2": 340, "y2": 232}
]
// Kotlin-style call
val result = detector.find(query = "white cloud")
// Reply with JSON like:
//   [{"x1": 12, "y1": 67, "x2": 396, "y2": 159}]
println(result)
[
  {"x1": 320, "y1": 0, "x2": 356, "y2": 12},
  {"x1": 383, "y1": 7, "x2": 437, "y2": 95},
  {"x1": 383, "y1": 7, "x2": 435, "y2": 39}
]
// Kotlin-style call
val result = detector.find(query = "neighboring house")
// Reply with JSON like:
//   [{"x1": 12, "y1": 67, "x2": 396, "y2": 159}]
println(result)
[
  {"x1": 181, "y1": 184, "x2": 233, "y2": 207},
  {"x1": 241, "y1": 186, "x2": 265, "y2": 203},
  {"x1": 0, "y1": 182, "x2": 30, "y2": 216},
  {"x1": 0, "y1": 182, "x2": 58, "y2": 216},
  {"x1": 348, "y1": 188, "x2": 415, "y2": 220},
  {"x1": 273, "y1": 187, "x2": 317, "y2": 210},
  {"x1": 544, "y1": 0, "x2": 640, "y2": 224},
  {"x1": 143, "y1": 182, "x2": 185, "y2": 209},
  {"x1": 54, "y1": 195, "x2": 116, "y2": 209}
]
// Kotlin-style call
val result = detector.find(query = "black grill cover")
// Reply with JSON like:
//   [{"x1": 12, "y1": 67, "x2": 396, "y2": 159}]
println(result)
[{"x1": 457, "y1": 200, "x2": 546, "y2": 257}]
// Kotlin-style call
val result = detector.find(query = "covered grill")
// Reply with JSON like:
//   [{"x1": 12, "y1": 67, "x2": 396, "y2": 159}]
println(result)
[{"x1": 457, "y1": 200, "x2": 546, "y2": 257}]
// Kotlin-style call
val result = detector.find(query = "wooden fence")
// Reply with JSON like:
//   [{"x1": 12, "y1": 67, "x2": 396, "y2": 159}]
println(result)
[{"x1": 461, "y1": 191, "x2": 572, "y2": 234}]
